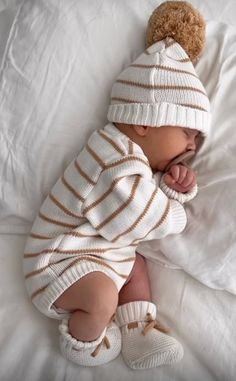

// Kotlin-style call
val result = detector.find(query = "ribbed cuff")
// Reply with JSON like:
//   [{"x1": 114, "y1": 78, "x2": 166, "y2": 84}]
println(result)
[
  {"x1": 169, "y1": 200, "x2": 187, "y2": 234},
  {"x1": 115, "y1": 301, "x2": 156, "y2": 327},
  {"x1": 59, "y1": 319, "x2": 106, "y2": 350},
  {"x1": 160, "y1": 175, "x2": 198, "y2": 204},
  {"x1": 107, "y1": 102, "x2": 210, "y2": 136}
]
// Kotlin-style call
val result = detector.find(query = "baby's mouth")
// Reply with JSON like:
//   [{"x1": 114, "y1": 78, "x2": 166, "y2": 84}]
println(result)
[{"x1": 164, "y1": 150, "x2": 195, "y2": 172}]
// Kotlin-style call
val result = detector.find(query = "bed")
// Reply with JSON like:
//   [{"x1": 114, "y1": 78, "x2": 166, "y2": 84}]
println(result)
[{"x1": 0, "y1": 0, "x2": 236, "y2": 380}]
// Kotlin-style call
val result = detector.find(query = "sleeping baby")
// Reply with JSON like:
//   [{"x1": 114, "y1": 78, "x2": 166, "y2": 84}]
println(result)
[{"x1": 23, "y1": 1, "x2": 211, "y2": 370}]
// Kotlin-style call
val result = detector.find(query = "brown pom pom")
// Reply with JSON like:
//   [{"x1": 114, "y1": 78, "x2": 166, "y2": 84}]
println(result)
[{"x1": 146, "y1": 1, "x2": 206, "y2": 62}]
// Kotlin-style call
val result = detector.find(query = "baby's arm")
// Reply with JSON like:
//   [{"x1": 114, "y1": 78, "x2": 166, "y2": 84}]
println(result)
[{"x1": 82, "y1": 160, "x2": 187, "y2": 247}]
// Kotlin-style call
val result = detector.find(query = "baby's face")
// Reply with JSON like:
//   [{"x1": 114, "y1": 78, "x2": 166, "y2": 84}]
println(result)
[{"x1": 144, "y1": 126, "x2": 200, "y2": 172}]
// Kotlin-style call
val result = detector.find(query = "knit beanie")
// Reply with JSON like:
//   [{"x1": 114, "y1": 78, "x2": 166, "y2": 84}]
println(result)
[{"x1": 107, "y1": 2, "x2": 211, "y2": 138}]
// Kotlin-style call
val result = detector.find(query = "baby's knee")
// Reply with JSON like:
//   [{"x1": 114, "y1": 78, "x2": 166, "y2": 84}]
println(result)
[
  {"x1": 80, "y1": 272, "x2": 119, "y2": 321},
  {"x1": 68, "y1": 278, "x2": 118, "y2": 341}
]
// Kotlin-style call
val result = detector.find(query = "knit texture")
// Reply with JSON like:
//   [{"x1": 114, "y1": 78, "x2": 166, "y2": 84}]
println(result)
[
  {"x1": 160, "y1": 175, "x2": 198, "y2": 204},
  {"x1": 116, "y1": 301, "x2": 184, "y2": 369},
  {"x1": 59, "y1": 319, "x2": 121, "y2": 366},
  {"x1": 23, "y1": 123, "x2": 187, "y2": 317},
  {"x1": 107, "y1": 38, "x2": 211, "y2": 136}
]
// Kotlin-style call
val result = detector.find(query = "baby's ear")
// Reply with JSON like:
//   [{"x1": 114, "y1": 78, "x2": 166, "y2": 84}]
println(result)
[{"x1": 132, "y1": 125, "x2": 150, "y2": 137}]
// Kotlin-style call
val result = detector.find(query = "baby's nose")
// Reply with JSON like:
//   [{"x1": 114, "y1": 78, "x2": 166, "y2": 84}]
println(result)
[{"x1": 188, "y1": 139, "x2": 196, "y2": 151}]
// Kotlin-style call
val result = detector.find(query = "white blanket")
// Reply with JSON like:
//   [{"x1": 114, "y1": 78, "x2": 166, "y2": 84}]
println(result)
[
  {"x1": 1, "y1": 233, "x2": 236, "y2": 380},
  {"x1": 0, "y1": 0, "x2": 236, "y2": 380},
  {"x1": 0, "y1": 0, "x2": 236, "y2": 293},
  {"x1": 146, "y1": 20, "x2": 236, "y2": 294}
]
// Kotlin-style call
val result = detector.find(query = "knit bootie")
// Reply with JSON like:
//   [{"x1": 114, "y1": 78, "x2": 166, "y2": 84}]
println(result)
[
  {"x1": 59, "y1": 319, "x2": 122, "y2": 366},
  {"x1": 115, "y1": 301, "x2": 184, "y2": 370}
]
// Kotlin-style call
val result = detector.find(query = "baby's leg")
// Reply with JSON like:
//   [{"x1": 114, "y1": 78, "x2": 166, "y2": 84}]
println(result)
[
  {"x1": 118, "y1": 253, "x2": 151, "y2": 305},
  {"x1": 55, "y1": 272, "x2": 118, "y2": 342},
  {"x1": 116, "y1": 253, "x2": 184, "y2": 369}
]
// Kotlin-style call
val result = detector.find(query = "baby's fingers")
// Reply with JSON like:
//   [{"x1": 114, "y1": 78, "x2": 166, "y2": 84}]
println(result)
[
  {"x1": 181, "y1": 170, "x2": 196, "y2": 188},
  {"x1": 177, "y1": 166, "x2": 188, "y2": 184},
  {"x1": 169, "y1": 165, "x2": 180, "y2": 181},
  {"x1": 170, "y1": 165, "x2": 187, "y2": 183},
  {"x1": 163, "y1": 173, "x2": 176, "y2": 187}
]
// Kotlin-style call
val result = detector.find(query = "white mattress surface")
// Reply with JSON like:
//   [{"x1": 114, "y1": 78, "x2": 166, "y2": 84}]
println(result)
[
  {"x1": 0, "y1": 0, "x2": 236, "y2": 380},
  {"x1": 1, "y1": 233, "x2": 236, "y2": 381}
]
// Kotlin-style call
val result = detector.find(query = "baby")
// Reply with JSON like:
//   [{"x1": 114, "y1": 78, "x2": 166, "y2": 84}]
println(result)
[{"x1": 23, "y1": 34, "x2": 210, "y2": 369}]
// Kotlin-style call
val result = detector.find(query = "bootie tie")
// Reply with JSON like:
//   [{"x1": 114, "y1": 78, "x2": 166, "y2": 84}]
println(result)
[
  {"x1": 59, "y1": 319, "x2": 121, "y2": 367},
  {"x1": 115, "y1": 301, "x2": 183, "y2": 370}
]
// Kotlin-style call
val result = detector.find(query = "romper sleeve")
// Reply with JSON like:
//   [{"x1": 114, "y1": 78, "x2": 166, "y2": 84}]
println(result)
[{"x1": 81, "y1": 156, "x2": 187, "y2": 247}]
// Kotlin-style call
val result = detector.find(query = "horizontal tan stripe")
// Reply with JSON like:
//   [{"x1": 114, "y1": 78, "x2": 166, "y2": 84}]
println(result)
[
  {"x1": 153, "y1": 200, "x2": 170, "y2": 229},
  {"x1": 130, "y1": 63, "x2": 197, "y2": 78},
  {"x1": 116, "y1": 79, "x2": 206, "y2": 96},
  {"x1": 112, "y1": 187, "x2": 158, "y2": 243},
  {"x1": 74, "y1": 159, "x2": 96, "y2": 186},
  {"x1": 29, "y1": 253, "x2": 136, "y2": 300},
  {"x1": 24, "y1": 248, "x2": 55, "y2": 258},
  {"x1": 61, "y1": 175, "x2": 85, "y2": 202},
  {"x1": 32, "y1": 255, "x2": 132, "y2": 299},
  {"x1": 24, "y1": 245, "x2": 120, "y2": 259},
  {"x1": 57, "y1": 255, "x2": 130, "y2": 281},
  {"x1": 105, "y1": 156, "x2": 150, "y2": 170},
  {"x1": 83, "y1": 158, "x2": 150, "y2": 216},
  {"x1": 177, "y1": 58, "x2": 191, "y2": 62},
  {"x1": 111, "y1": 96, "x2": 141, "y2": 104},
  {"x1": 38, "y1": 211, "x2": 77, "y2": 229},
  {"x1": 64, "y1": 231, "x2": 100, "y2": 238},
  {"x1": 95, "y1": 176, "x2": 141, "y2": 230},
  {"x1": 30, "y1": 284, "x2": 48, "y2": 300},
  {"x1": 30, "y1": 233, "x2": 51, "y2": 240},
  {"x1": 112, "y1": 98, "x2": 207, "y2": 112},
  {"x1": 98, "y1": 129, "x2": 126, "y2": 156},
  {"x1": 83, "y1": 177, "x2": 123, "y2": 215},
  {"x1": 25, "y1": 254, "x2": 135, "y2": 280},
  {"x1": 86, "y1": 144, "x2": 106, "y2": 169},
  {"x1": 134, "y1": 200, "x2": 171, "y2": 244},
  {"x1": 49, "y1": 193, "x2": 81, "y2": 218},
  {"x1": 30, "y1": 231, "x2": 100, "y2": 241},
  {"x1": 25, "y1": 265, "x2": 48, "y2": 280}
]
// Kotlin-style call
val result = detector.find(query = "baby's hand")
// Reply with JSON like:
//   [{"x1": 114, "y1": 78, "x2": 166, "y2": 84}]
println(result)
[{"x1": 163, "y1": 165, "x2": 197, "y2": 193}]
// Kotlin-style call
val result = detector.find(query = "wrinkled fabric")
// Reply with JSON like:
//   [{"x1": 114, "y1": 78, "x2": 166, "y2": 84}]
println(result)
[
  {"x1": 0, "y1": 0, "x2": 236, "y2": 379},
  {"x1": 1, "y1": 0, "x2": 236, "y2": 294}
]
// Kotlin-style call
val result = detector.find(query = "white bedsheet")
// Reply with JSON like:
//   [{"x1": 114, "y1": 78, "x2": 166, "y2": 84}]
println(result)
[
  {"x1": 0, "y1": 0, "x2": 236, "y2": 380},
  {"x1": 1, "y1": 233, "x2": 236, "y2": 381}
]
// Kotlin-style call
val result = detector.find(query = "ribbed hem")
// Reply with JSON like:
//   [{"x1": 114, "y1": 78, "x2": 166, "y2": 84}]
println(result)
[
  {"x1": 160, "y1": 176, "x2": 198, "y2": 204},
  {"x1": 107, "y1": 102, "x2": 211, "y2": 136},
  {"x1": 169, "y1": 200, "x2": 187, "y2": 233},
  {"x1": 116, "y1": 301, "x2": 156, "y2": 327},
  {"x1": 33, "y1": 261, "x2": 124, "y2": 319}
]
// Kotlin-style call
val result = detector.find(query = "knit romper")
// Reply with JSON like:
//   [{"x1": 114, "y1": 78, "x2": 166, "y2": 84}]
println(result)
[{"x1": 23, "y1": 123, "x2": 186, "y2": 318}]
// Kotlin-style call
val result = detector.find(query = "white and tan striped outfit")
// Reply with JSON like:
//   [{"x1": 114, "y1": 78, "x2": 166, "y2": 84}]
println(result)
[
  {"x1": 107, "y1": 38, "x2": 211, "y2": 135},
  {"x1": 23, "y1": 123, "x2": 187, "y2": 318},
  {"x1": 24, "y1": 37, "x2": 211, "y2": 321}
]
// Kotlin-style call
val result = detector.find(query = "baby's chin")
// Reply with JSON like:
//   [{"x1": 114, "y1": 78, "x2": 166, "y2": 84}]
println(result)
[{"x1": 152, "y1": 160, "x2": 170, "y2": 173}]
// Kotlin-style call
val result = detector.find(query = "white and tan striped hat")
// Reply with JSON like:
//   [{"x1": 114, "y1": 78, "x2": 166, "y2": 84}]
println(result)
[{"x1": 107, "y1": 38, "x2": 211, "y2": 137}]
